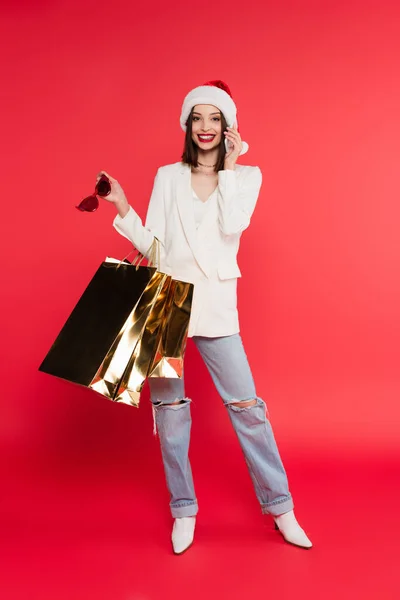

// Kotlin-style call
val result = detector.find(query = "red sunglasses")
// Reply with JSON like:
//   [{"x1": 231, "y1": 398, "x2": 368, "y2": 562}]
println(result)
[{"x1": 76, "y1": 175, "x2": 111, "y2": 212}]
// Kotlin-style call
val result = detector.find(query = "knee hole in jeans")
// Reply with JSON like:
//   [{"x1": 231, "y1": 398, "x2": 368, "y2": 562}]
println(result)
[
  {"x1": 230, "y1": 399, "x2": 257, "y2": 408},
  {"x1": 225, "y1": 397, "x2": 270, "y2": 419},
  {"x1": 151, "y1": 397, "x2": 192, "y2": 436},
  {"x1": 152, "y1": 397, "x2": 191, "y2": 408}
]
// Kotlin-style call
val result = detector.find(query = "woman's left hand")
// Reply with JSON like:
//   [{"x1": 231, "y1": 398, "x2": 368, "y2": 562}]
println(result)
[{"x1": 224, "y1": 124, "x2": 242, "y2": 170}]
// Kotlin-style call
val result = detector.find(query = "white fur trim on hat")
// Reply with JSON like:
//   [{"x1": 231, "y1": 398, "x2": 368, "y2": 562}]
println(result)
[{"x1": 180, "y1": 85, "x2": 249, "y2": 156}]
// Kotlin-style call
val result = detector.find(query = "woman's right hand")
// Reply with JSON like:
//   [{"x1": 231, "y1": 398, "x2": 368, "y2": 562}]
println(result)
[{"x1": 96, "y1": 170, "x2": 129, "y2": 217}]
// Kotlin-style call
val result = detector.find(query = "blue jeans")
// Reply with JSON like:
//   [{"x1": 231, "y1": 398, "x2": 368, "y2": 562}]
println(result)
[{"x1": 148, "y1": 333, "x2": 294, "y2": 518}]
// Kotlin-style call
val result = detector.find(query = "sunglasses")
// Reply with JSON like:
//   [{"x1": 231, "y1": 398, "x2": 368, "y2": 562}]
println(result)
[{"x1": 76, "y1": 175, "x2": 111, "y2": 212}]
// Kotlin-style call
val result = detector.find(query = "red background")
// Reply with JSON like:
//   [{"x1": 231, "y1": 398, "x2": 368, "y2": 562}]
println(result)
[{"x1": 1, "y1": 1, "x2": 399, "y2": 598}]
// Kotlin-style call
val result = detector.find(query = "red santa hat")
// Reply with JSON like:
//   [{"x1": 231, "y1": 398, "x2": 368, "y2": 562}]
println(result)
[{"x1": 180, "y1": 80, "x2": 249, "y2": 156}]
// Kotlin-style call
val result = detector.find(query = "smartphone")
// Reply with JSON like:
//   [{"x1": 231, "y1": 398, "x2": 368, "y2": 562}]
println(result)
[{"x1": 224, "y1": 137, "x2": 233, "y2": 153}]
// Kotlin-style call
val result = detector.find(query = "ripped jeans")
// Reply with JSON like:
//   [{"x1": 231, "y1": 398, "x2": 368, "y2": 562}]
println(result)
[{"x1": 148, "y1": 333, "x2": 294, "y2": 518}]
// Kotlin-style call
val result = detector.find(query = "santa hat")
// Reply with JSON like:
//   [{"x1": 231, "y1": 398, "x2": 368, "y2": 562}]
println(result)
[{"x1": 180, "y1": 80, "x2": 249, "y2": 156}]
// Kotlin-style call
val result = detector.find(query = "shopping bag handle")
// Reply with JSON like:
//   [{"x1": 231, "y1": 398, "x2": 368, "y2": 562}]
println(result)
[
  {"x1": 147, "y1": 237, "x2": 161, "y2": 268},
  {"x1": 116, "y1": 238, "x2": 160, "y2": 271}
]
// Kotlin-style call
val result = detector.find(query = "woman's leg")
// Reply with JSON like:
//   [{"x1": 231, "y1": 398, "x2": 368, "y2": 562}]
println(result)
[
  {"x1": 148, "y1": 374, "x2": 198, "y2": 518},
  {"x1": 193, "y1": 333, "x2": 294, "y2": 516}
]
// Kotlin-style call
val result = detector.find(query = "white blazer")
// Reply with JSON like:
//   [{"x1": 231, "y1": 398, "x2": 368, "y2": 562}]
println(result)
[{"x1": 113, "y1": 161, "x2": 262, "y2": 337}]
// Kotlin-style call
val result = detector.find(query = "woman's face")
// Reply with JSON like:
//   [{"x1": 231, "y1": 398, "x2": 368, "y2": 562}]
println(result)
[{"x1": 191, "y1": 104, "x2": 222, "y2": 150}]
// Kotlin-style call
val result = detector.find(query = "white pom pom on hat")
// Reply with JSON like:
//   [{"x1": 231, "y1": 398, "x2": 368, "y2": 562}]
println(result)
[{"x1": 180, "y1": 80, "x2": 249, "y2": 156}]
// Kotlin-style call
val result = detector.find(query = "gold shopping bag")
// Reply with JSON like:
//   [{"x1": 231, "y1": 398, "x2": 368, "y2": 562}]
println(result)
[
  {"x1": 39, "y1": 240, "x2": 194, "y2": 406},
  {"x1": 148, "y1": 278, "x2": 193, "y2": 378},
  {"x1": 39, "y1": 245, "x2": 169, "y2": 406},
  {"x1": 116, "y1": 242, "x2": 194, "y2": 383},
  {"x1": 89, "y1": 257, "x2": 172, "y2": 405}
]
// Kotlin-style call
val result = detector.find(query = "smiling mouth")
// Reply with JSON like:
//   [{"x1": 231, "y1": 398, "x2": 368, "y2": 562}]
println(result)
[{"x1": 197, "y1": 134, "x2": 216, "y2": 143}]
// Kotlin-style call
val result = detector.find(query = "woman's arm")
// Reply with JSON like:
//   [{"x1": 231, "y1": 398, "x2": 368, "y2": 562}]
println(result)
[
  {"x1": 113, "y1": 168, "x2": 166, "y2": 258},
  {"x1": 217, "y1": 166, "x2": 262, "y2": 236}
]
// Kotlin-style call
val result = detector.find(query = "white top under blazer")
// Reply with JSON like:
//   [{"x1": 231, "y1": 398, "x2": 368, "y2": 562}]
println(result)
[
  {"x1": 192, "y1": 187, "x2": 216, "y2": 228},
  {"x1": 113, "y1": 161, "x2": 263, "y2": 338}
]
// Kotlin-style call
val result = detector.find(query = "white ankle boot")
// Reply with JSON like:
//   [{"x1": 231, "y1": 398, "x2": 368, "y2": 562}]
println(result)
[
  {"x1": 171, "y1": 516, "x2": 196, "y2": 554},
  {"x1": 273, "y1": 510, "x2": 312, "y2": 549}
]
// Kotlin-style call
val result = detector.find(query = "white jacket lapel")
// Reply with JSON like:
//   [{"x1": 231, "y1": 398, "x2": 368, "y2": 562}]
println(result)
[{"x1": 176, "y1": 164, "x2": 210, "y2": 278}]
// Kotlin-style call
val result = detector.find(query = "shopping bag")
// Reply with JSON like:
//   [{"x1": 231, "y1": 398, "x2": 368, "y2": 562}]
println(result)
[
  {"x1": 39, "y1": 250, "x2": 170, "y2": 406},
  {"x1": 95, "y1": 244, "x2": 194, "y2": 397},
  {"x1": 89, "y1": 257, "x2": 173, "y2": 405},
  {"x1": 148, "y1": 278, "x2": 193, "y2": 378},
  {"x1": 110, "y1": 245, "x2": 194, "y2": 387},
  {"x1": 39, "y1": 240, "x2": 194, "y2": 407}
]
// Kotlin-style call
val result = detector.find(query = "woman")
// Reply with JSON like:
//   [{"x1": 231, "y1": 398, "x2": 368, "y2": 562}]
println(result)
[{"x1": 96, "y1": 80, "x2": 313, "y2": 554}]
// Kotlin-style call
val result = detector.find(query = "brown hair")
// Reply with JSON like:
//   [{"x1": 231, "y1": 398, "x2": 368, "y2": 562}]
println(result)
[{"x1": 181, "y1": 107, "x2": 228, "y2": 173}]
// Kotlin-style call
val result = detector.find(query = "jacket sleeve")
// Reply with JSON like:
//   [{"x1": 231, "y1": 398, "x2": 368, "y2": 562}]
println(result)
[
  {"x1": 112, "y1": 167, "x2": 165, "y2": 259},
  {"x1": 217, "y1": 166, "x2": 262, "y2": 235}
]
